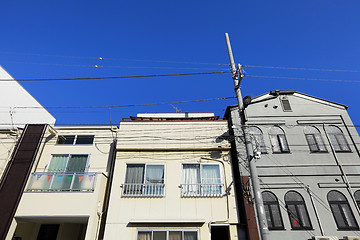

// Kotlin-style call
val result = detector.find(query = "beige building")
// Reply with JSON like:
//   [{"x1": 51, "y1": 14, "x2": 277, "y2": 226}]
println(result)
[
  {"x1": 6, "y1": 126, "x2": 117, "y2": 240},
  {"x1": 103, "y1": 113, "x2": 240, "y2": 240}
]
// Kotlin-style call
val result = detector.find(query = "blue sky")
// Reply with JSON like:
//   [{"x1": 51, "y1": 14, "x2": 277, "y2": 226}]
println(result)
[{"x1": 0, "y1": 0, "x2": 360, "y2": 127}]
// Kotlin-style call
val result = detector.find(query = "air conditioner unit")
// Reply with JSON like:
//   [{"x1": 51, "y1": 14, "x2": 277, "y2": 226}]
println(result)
[
  {"x1": 344, "y1": 236, "x2": 360, "y2": 240},
  {"x1": 312, "y1": 237, "x2": 338, "y2": 240}
]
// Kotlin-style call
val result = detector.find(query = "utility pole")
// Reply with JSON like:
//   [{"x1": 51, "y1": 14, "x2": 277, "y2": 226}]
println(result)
[{"x1": 225, "y1": 33, "x2": 269, "y2": 240}]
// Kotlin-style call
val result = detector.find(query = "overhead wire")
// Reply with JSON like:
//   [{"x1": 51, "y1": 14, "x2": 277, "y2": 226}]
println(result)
[
  {"x1": 246, "y1": 75, "x2": 360, "y2": 83},
  {"x1": 0, "y1": 71, "x2": 229, "y2": 82},
  {"x1": 244, "y1": 65, "x2": 360, "y2": 73}
]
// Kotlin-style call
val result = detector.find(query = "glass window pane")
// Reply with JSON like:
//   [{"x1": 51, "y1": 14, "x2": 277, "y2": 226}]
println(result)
[
  {"x1": 169, "y1": 231, "x2": 182, "y2": 240},
  {"x1": 287, "y1": 205, "x2": 299, "y2": 228},
  {"x1": 337, "y1": 135, "x2": 350, "y2": 151},
  {"x1": 330, "y1": 204, "x2": 347, "y2": 228},
  {"x1": 328, "y1": 191, "x2": 346, "y2": 201},
  {"x1": 48, "y1": 155, "x2": 68, "y2": 172},
  {"x1": 184, "y1": 232, "x2": 197, "y2": 240},
  {"x1": 146, "y1": 165, "x2": 164, "y2": 184},
  {"x1": 270, "y1": 135, "x2": 281, "y2": 153},
  {"x1": 56, "y1": 135, "x2": 75, "y2": 144},
  {"x1": 285, "y1": 191, "x2": 302, "y2": 202},
  {"x1": 264, "y1": 205, "x2": 273, "y2": 228},
  {"x1": 153, "y1": 231, "x2": 166, "y2": 240},
  {"x1": 306, "y1": 134, "x2": 318, "y2": 152},
  {"x1": 125, "y1": 164, "x2": 145, "y2": 184},
  {"x1": 202, "y1": 165, "x2": 221, "y2": 195},
  {"x1": 138, "y1": 232, "x2": 151, "y2": 240},
  {"x1": 278, "y1": 135, "x2": 289, "y2": 152},
  {"x1": 75, "y1": 135, "x2": 94, "y2": 145},
  {"x1": 329, "y1": 135, "x2": 341, "y2": 151},
  {"x1": 67, "y1": 155, "x2": 88, "y2": 173},
  {"x1": 298, "y1": 204, "x2": 311, "y2": 228},
  {"x1": 270, "y1": 204, "x2": 283, "y2": 228},
  {"x1": 182, "y1": 164, "x2": 201, "y2": 195},
  {"x1": 341, "y1": 204, "x2": 357, "y2": 228},
  {"x1": 314, "y1": 135, "x2": 326, "y2": 151}
]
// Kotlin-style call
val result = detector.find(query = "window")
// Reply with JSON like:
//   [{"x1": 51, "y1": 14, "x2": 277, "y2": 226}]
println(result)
[
  {"x1": 248, "y1": 126, "x2": 267, "y2": 153},
  {"x1": 354, "y1": 190, "x2": 360, "y2": 209},
  {"x1": 56, "y1": 135, "x2": 94, "y2": 145},
  {"x1": 123, "y1": 164, "x2": 165, "y2": 197},
  {"x1": 47, "y1": 154, "x2": 89, "y2": 173},
  {"x1": 325, "y1": 125, "x2": 351, "y2": 152},
  {"x1": 280, "y1": 96, "x2": 292, "y2": 112},
  {"x1": 284, "y1": 191, "x2": 312, "y2": 230},
  {"x1": 304, "y1": 126, "x2": 327, "y2": 152},
  {"x1": 328, "y1": 190, "x2": 358, "y2": 230},
  {"x1": 269, "y1": 126, "x2": 290, "y2": 153},
  {"x1": 181, "y1": 163, "x2": 223, "y2": 197},
  {"x1": 137, "y1": 229, "x2": 198, "y2": 240},
  {"x1": 262, "y1": 191, "x2": 284, "y2": 230}
]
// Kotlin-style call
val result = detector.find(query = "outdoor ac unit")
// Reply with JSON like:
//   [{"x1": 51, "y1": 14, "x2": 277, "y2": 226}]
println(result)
[
  {"x1": 344, "y1": 237, "x2": 360, "y2": 240},
  {"x1": 312, "y1": 237, "x2": 338, "y2": 240}
]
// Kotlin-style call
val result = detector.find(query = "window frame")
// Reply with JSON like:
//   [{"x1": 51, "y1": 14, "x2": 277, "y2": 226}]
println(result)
[
  {"x1": 181, "y1": 163, "x2": 224, "y2": 197},
  {"x1": 284, "y1": 191, "x2": 312, "y2": 230},
  {"x1": 328, "y1": 190, "x2": 359, "y2": 230},
  {"x1": 136, "y1": 229, "x2": 199, "y2": 240},
  {"x1": 123, "y1": 163, "x2": 166, "y2": 197},
  {"x1": 46, "y1": 154, "x2": 90, "y2": 173},
  {"x1": 56, "y1": 135, "x2": 94, "y2": 145},
  {"x1": 325, "y1": 125, "x2": 351, "y2": 152},
  {"x1": 248, "y1": 126, "x2": 267, "y2": 153},
  {"x1": 304, "y1": 126, "x2": 327, "y2": 153},
  {"x1": 269, "y1": 126, "x2": 290, "y2": 153},
  {"x1": 262, "y1": 191, "x2": 284, "y2": 230}
]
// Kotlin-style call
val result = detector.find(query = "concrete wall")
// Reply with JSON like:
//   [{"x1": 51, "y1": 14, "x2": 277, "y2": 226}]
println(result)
[{"x1": 229, "y1": 92, "x2": 360, "y2": 240}]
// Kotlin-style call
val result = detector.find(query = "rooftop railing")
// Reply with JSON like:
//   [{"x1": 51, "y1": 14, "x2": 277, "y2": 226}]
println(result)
[
  {"x1": 122, "y1": 183, "x2": 165, "y2": 197},
  {"x1": 26, "y1": 172, "x2": 97, "y2": 192}
]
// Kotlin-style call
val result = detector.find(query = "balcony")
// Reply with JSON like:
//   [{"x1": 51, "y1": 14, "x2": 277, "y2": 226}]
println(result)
[
  {"x1": 180, "y1": 183, "x2": 224, "y2": 197},
  {"x1": 26, "y1": 172, "x2": 97, "y2": 192},
  {"x1": 122, "y1": 183, "x2": 165, "y2": 197}
]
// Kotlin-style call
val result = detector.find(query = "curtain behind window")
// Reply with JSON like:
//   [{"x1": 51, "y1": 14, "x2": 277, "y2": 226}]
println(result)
[
  {"x1": 184, "y1": 232, "x2": 197, "y2": 240},
  {"x1": 48, "y1": 155, "x2": 68, "y2": 172},
  {"x1": 182, "y1": 164, "x2": 200, "y2": 195},
  {"x1": 138, "y1": 232, "x2": 151, "y2": 240},
  {"x1": 67, "y1": 155, "x2": 88, "y2": 173},
  {"x1": 169, "y1": 231, "x2": 182, "y2": 240},
  {"x1": 202, "y1": 165, "x2": 221, "y2": 195}
]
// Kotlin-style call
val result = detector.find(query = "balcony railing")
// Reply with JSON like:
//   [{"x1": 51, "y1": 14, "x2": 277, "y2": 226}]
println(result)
[
  {"x1": 26, "y1": 172, "x2": 97, "y2": 192},
  {"x1": 122, "y1": 183, "x2": 165, "y2": 197},
  {"x1": 181, "y1": 183, "x2": 224, "y2": 197}
]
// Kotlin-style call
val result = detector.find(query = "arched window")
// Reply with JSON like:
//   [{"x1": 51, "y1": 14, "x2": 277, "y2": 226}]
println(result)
[
  {"x1": 269, "y1": 126, "x2": 290, "y2": 153},
  {"x1": 328, "y1": 190, "x2": 358, "y2": 230},
  {"x1": 354, "y1": 190, "x2": 360, "y2": 209},
  {"x1": 248, "y1": 126, "x2": 267, "y2": 153},
  {"x1": 304, "y1": 126, "x2": 327, "y2": 152},
  {"x1": 262, "y1": 191, "x2": 284, "y2": 230},
  {"x1": 325, "y1": 125, "x2": 351, "y2": 152},
  {"x1": 284, "y1": 191, "x2": 312, "y2": 229}
]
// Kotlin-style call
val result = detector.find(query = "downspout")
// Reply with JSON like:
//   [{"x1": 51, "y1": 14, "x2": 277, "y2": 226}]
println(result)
[
  {"x1": 323, "y1": 124, "x2": 360, "y2": 216},
  {"x1": 96, "y1": 127, "x2": 118, "y2": 240},
  {"x1": 306, "y1": 185, "x2": 324, "y2": 236}
]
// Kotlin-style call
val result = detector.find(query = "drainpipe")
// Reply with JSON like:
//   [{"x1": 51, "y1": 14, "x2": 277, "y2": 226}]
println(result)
[{"x1": 306, "y1": 185, "x2": 324, "y2": 236}]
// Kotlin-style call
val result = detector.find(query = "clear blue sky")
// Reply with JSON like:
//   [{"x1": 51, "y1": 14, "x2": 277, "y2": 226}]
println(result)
[{"x1": 1, "y1": 0, "x2": 359, "y2": 127}]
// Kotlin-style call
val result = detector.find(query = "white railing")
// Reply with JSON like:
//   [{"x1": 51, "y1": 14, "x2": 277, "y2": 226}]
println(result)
[
  {"x1": 181, "y1": 183, "x2": 224, "y2": 197},
  {"x1": 26, "y1": 172, "x2": 97, "y2": 192},
  {"x1": 122, "y1": 183, "x2": 165, "y2": 197}
]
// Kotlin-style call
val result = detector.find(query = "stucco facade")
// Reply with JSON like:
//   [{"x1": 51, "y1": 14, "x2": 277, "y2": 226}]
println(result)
[
  {"x1": 226, "y1": 91, "x2": 360, "y2": 240},
  {"x1": 103, "y1": 113, "x2": 241, "y2": 240},
  {"x1": 6, "y1": 126, "x2": 116, "y2": 240}
]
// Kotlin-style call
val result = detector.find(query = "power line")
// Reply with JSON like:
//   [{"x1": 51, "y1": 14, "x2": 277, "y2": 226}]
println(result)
[
  {"x1": 11, "y1": 96, "x2": 236, "y2": 109},
  {"x1": 0, "y1": 71, "x2": 229, "y2": 82},
  {"x1": 246, "y1": 74, "x2": 360, "y2": 83},
  {"x1": 244, "y1": 65, "x2": 360, "y2": 73},
  {"x1": 0, "y1": 51, "x2": 229, "y2": 66},
  {"x1": 0, "y1": 61, "x2": 228, "y2": 71}
]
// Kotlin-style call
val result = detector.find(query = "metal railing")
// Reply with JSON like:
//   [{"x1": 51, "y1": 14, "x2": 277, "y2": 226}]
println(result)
[
  {"x1": 180, "y1": 183, "x2": 224, "y2": 197},
  {"x1": 122, "y1": 183, "x2": 165, "y2": 197},
  {"x1": 26, "y1": 172, "x2": 97, "y2": 192}
]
